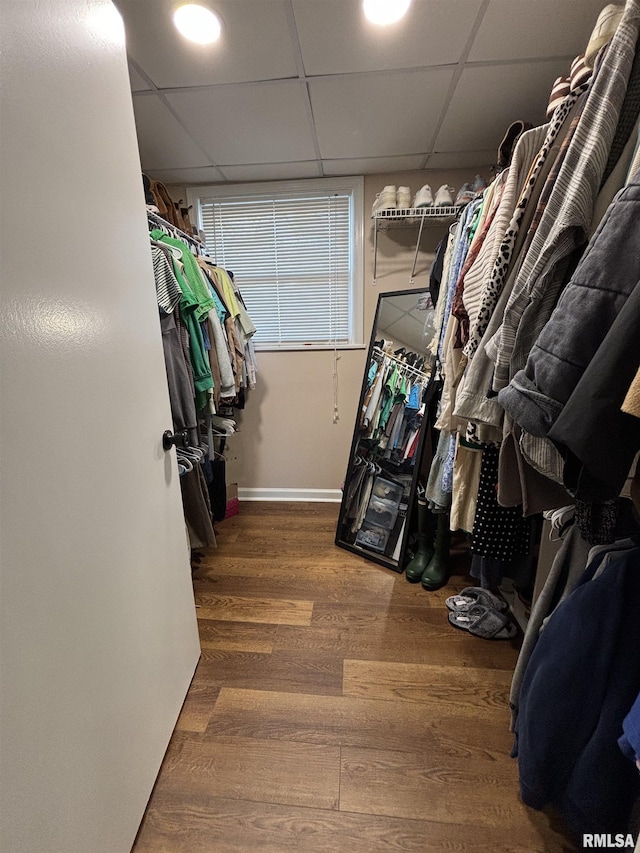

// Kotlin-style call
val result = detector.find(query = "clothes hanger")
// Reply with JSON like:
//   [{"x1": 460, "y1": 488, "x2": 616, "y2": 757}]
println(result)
[
  {"x1": 151, "y1": 238, "x2": 183, "y2": 261},
  {"x1": 180, "y1": 446, "x2": 205, "y2": 462},
  {"x1": 148, "y1": 213, "x2": 171, "y2": 236},
  {"x1": 175, "y1": 455, "x2": 193, "y2": 473}
]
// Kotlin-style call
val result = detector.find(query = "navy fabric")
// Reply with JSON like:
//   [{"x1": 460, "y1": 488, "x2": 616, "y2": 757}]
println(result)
[
  {"x1": 515, "y1": 546, "x2": 640, "y2": 834},
  {"x1": 619, "y1": 690, "x2": 640, "y2": 765}
]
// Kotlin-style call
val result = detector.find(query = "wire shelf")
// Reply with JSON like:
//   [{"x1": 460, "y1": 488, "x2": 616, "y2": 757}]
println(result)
[
  {"x1": 372, "y1": 205, "x2": 462, "y2": 228},
  {"x1": 371, "y1": 205, "x2": 463, "y2": 285}
]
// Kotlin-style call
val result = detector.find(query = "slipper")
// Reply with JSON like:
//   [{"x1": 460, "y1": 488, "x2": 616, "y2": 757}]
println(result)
[
  {"x1": 448, "y1": 604, "x2": 517, "y2": 640},
  {"x1": 445, "y1": 586, "x2": 507, "y2": 613}
]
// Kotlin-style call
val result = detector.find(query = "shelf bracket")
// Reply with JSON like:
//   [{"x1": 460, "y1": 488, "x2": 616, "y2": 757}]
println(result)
[
  {"x1": 371, "y1": 205, "x2": 460, "y2": 288},
  {"x1": 372, "y1": 216, "x2": 378, "y2": 286},
  {"x1": 409, "y1": 214, "x2": 426, "y2": 285}
]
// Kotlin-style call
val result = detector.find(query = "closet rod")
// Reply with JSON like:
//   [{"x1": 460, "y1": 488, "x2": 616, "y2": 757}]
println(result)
[
  {"x1": 373, "y1": 346, "x2": 429, "y2": 380},
  {"x1": 147, "y1": 209, "x2": 204, "y2": 251}
]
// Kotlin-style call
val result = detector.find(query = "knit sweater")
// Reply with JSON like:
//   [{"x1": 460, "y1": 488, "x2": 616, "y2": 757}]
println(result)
[{"x1": 491, "y1": 0, "x2": 640, "y2": 392}]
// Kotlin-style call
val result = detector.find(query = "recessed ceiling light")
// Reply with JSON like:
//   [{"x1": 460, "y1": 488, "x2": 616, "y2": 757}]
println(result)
[
  {"x1": 363, "y1": 0, "x2": 412, "y2": 26},
  {"x1": 173, "y1": 4, "x2": 222, "y2": 44}
]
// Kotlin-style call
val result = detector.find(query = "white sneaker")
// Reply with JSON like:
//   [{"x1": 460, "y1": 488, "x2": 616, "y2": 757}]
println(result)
[
  {"x1": 396, "y1": 186, "x2": 411, "y2": 210},
  {"x1": 413, "y1": 184, "x2": 433, "y2": 208},
  {"x1": 434, "y1": 185, "x2": 455, "y2": 207},
  {"x1": 372, "y1": 185, "x2": 397, "y2": 214}
]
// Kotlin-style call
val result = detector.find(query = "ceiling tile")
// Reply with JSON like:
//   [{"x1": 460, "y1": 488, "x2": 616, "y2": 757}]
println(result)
[
  {"x1": 387, "y1": 312, "x2": 426, "y2": 352},
  {"x1": 128, "y1": 62, "x2": 151, "y2": 92},
  {"x1": 434, "y1": 59, "x2": 570, "y2": 153},
  {"x1": 117, "y1": 0, "x2": 297, "y2": 87},
  {"x1": 292, "y1": 0, "x2": 482, "y2": 76},
  {"x1": 468, "y1": 0, "x2": 606, "y2": 62},
  {"x1": 426, "y1": 151, "x2": 496, "y2": 170},
  {"x1": 132, "y1": 94, "x2": 211, "y2": 170},
  {"x1": 119, "y1": 1, "x2": 603, "y2": 182},
  {"x1": 377, "y1": 301, "x2": 405, "y2": 331},
  {"x1": 310, "y1": 67, "x2": 454, "y2": 159},
  {"x1": 221, "y1": 161, "x2": 321, "y2": 182},
  {"x1": 323, "y1": 155, "x2": 426, "y2": 175},
  {"x1": 147, "y1": 166, "x2": 225, "y2": 185},
  {"x1": 165, "y1": 81, "x2": 316, "y2": 165}
]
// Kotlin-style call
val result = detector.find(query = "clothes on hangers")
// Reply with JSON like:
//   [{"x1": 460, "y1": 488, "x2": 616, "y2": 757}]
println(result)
[
  {"x1": 180, "y1": 464, "x2": 216, "y2": 549},
  {"x1": 514, "y1": 539, "x2": 640, "y2": 836},
  {"x1": 147, "y1": 210, "x2": 258, "y2": 550},
  {"x1": 422, "y1": 0, "x2": 640, "y2": 556},
  {"x1": 345, "y1": 349, "x2": 432, "y2": 558},
  {"x1": 361, "y1": 348, "x2": 428, "y2": 451},
  {"x1": 491, "y1": 3, "x2": 640, "y2": 393},
  {"x1": 151, "y1": 229, "x2": 215, "y2": 320},
  {"x1": 150, "y1": 229, "x2": 213, "y2": 410},
  {"x1": 498, "y1": 182, "x2": 640, "y2": 485},
  {"x1": 470, "y1": 446, "x2": 532, "y2": 560},
  {"x1": 401, "y1": 1, "x2": 640, "y2": 839},
  {"x1": 511, "y1": 506, "x2": 640, "y2": 729}
]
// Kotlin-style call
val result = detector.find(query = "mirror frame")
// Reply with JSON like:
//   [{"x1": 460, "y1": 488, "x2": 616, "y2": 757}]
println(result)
[{"x1": 335, "y1": 287, "x2": 432, "y2": 573}]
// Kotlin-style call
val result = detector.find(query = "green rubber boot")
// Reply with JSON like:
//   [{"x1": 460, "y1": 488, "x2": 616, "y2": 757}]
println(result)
[
  {"x1": 421, "y1": 512, "x2": 451, "y2": 590},
  {"x1": 404, "y1": 495, "x2": 436, "y2": 583}
]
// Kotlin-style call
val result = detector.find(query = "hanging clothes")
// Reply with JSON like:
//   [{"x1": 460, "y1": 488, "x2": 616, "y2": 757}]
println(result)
[
  {"x1": 410, "y1": 2, "x2": 640, "y2": 842},
  {"x1": 490, "y1": 3, "x2": 640, "y2": 392},
  {"x1": 346, "y1": 348, "x2": 430, "y2": 557},
  {"x1": 147, "y1": 210, "x2": 258, "y2": 552},
  {"x1": 425, "y1": 0, "x2": 640, "y2": 560},
  {"x1": 151, "y1": 230, "x2": 215, "y2": 320},
  {"x1": 180, "y1": 464, "x2": 216, "y2": 549},
  {"x1": 498, "y1": 182, "x2": 640, "y2": 482},
  {"x1": 514, "y1": 543, "x2": 640, "y2": 835},
  {"x1": 150, "y1": 228, "x2": 214, "y2": 410},
  {"x1": 470, "y1": 446, "x2": 532, "y2": 560},
  {"x1": 152, "y1": 245, "x2": 199, "y2": 448}
]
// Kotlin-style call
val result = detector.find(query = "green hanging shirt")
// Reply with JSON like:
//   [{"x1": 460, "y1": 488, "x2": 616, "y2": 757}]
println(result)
[
  {"x1": 151, "y1": 232, "x2": 213, "y2": 403},
  {"x1": 150, "y1": 231, "x2": 215, "y2": 322}
]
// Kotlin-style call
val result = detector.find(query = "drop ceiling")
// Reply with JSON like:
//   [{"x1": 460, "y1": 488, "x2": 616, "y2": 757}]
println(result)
[{"x1": 116, "y1": 0, "x2": 609, "y2": 185}]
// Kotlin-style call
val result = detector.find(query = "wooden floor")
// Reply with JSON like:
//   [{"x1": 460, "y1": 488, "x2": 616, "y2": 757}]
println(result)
[{"x1": 132, "y1": 502, "x2": 576, "y2": 853}]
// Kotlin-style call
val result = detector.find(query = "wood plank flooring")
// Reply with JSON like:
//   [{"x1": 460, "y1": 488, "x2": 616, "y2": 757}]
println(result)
[{"x1": 132, "y1": 502, "x2": 577, "y2": 853}]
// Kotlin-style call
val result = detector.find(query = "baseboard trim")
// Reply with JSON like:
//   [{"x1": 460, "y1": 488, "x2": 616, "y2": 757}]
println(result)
[{"x1": 238, "y1": 488, "x2": 342, "y2": 503}]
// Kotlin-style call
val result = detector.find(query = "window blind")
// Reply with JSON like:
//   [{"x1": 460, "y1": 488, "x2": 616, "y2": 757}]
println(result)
[{"x1": 200, "y1": 193, "x2": 353, "y2": 347}]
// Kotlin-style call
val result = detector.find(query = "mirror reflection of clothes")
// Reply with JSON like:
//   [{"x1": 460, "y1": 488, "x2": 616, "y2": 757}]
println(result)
[{"x1": 348, "y1": 371, "x2": 428, "y2": 547}]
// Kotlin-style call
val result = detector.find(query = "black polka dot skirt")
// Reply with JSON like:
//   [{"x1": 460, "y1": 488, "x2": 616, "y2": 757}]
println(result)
[{"x1": 470, "y1": 446, "x2": 531, "y2": 560}]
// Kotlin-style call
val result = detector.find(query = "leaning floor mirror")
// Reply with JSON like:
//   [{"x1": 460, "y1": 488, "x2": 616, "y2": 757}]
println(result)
[{"x1": 336, "y1": 288, "x2": 436, "y2": 572}]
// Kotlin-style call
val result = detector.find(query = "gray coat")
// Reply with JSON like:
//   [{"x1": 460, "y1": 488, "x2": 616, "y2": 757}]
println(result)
[{"x1": 499, "y1": 182, "x2": 640, "y2": 438}]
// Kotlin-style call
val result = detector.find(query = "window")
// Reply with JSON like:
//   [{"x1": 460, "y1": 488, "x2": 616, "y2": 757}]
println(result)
[{"x1": 189, "y1": 178, "x2": 364, "y2": 350}]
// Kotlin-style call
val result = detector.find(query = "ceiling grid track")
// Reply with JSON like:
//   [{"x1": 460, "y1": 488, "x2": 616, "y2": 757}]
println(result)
[
  {"x1": 128, "y1": 56, "x2": 228, "y2": 180},
  {"x1": 122, "y1": 0, "x2": 598, "y2": 183},
  {"x1": 421, "y1": 0, "x2": 490, "y2": 169},
  {"x1": 283, "y1": 0, "x2": 324, "y2": 177}
]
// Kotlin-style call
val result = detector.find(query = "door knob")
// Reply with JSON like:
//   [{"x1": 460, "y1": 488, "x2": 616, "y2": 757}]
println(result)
[{"x1": 162, "y1": 430, "x2": 189, "y2": 451}]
